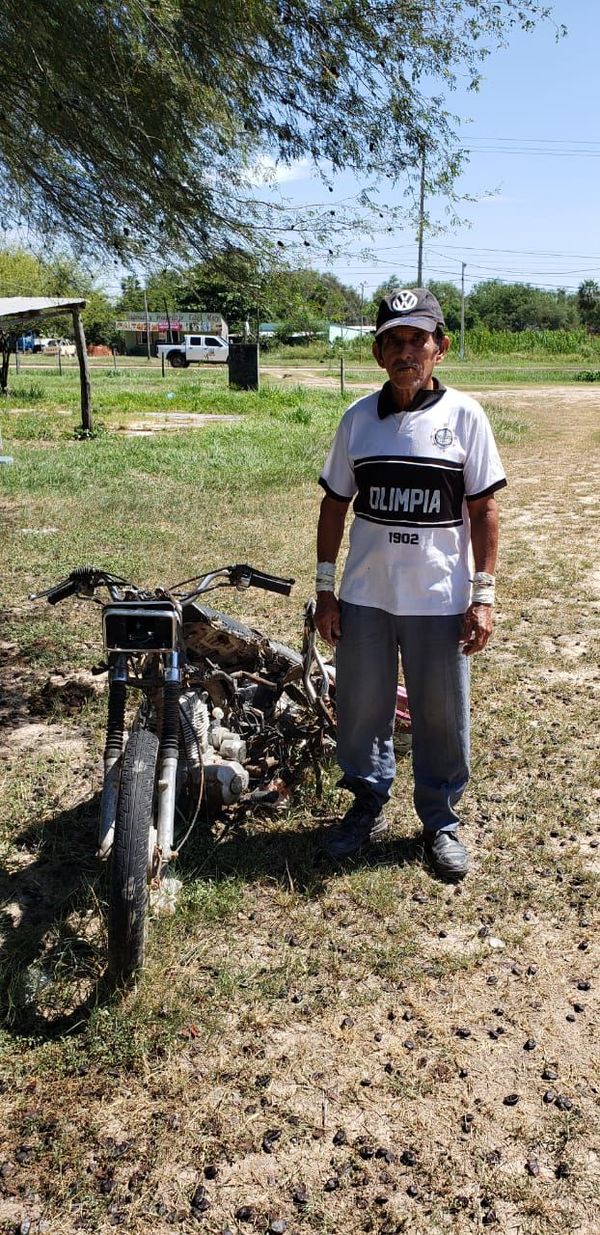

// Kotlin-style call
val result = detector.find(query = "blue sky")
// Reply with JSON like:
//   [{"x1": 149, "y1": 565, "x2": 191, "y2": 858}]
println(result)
[{"x1": 258, "y1": 2, "x2": 599, "y2": 298}]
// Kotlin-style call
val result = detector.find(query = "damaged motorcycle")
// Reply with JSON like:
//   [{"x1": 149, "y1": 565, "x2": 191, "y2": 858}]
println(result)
[{"x1": 32, "y1": 563, "x2": 410, "y2": 983}]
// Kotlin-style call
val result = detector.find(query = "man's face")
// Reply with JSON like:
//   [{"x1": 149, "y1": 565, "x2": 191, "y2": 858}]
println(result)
[{"x1": 372, "y1": 325, "x2": 449, "y2": 398}]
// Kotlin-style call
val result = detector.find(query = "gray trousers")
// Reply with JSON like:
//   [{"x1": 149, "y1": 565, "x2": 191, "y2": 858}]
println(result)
[{"x1": 335, "y1": 602, "x2": 470, "y2": 833}]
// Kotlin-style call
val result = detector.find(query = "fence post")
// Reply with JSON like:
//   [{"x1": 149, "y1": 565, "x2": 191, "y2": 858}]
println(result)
[
  {"x1": 112, "y1": 347, "x2": 117, "y2": 372},
  {"x1": 57, "y1": 348, "x2": 62, "y2": 376},
  {"x1": 340, "y1": 356, "x2": 345, "y2": 396},
  {"x1": 161, "y1": 352, "x2": 165, "y2": 378},
  {"x1": 15, "y1": 348, "x2": 20, "y2": 375}
]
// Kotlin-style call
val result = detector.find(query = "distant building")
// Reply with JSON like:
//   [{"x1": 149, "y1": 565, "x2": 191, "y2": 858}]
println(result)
[
  {"x1": 328, "y1": 324, "x2": 375, "y2": 344},
  {"x1": 115, "y1": 311, "x2": 227, "y2": 355}
]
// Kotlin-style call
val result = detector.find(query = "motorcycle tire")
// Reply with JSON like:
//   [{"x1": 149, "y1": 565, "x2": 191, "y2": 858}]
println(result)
[{"x1": 108, "y1": 726, "x2": 159, "y2": 983}]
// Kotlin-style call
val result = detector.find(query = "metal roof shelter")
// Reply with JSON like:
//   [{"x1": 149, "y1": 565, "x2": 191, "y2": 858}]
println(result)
[{"x1": 0, "y1": 296, "x2": 92, "y2": 433}]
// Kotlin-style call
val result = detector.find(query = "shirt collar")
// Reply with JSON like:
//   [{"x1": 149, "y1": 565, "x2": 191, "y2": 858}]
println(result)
[{"x1": 377, "y1": 377, "x2": 446, "y2": 420}]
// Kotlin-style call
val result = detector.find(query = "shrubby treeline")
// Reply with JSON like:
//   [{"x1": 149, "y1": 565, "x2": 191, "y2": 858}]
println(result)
[
  {"x1": 0, "y1": 248, "x2": 120, "y2": 347},
  {"x1": 109, "y1": 265, "x2": 600, "y2": 339},
  {"x1": 2, "y1": 247, "x2": 599, "y2": 345}
]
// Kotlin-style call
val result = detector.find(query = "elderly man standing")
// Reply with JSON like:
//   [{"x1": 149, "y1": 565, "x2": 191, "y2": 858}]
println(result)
[{"x1": 315, "y1": 288, "x2": 506, "y2": 878}]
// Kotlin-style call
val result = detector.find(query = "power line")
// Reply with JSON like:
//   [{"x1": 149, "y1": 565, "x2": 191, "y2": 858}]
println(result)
[
  {"x1": 464, "y1": 137, "x2": 600, "y2": 158},
  {"x1": 369, "y1": 241, "x2": 600, "y2": 261},
  {"x1": 471, "y1": 137, "x2": 600, "y2": 146},
  {"x1": 426, "y1": 247, "x2": 600, "y2": 277},
  {"x1": 415, "y1": 242, "x2": 600, "y2": 260},
  {"x1": 465, "y1": 148, "x2": 600, "y2": 158}
]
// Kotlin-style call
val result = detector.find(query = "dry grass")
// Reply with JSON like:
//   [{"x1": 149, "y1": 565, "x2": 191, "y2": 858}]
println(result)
[{"x1": 0, "y1": 388, "x2": 599, "y2": 1234}]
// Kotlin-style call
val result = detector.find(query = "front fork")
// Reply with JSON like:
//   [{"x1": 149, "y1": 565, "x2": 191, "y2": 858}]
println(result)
[
  {"x1": 155, "y1": 652, "x2": 181, "y2": 869},
  {"x1": 98, "y1": 654, "x2": 127, "y2": 860},
  {"x1": 97, "y1": 651, "x2": 182, "y2": 872}
]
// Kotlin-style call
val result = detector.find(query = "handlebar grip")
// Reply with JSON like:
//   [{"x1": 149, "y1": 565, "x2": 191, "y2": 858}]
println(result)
[
  {"x1": 231, "y1": 564, "x2": 295, "y2": 596},
  {"x1": 47, "y1": 579, "x2": 78, "y2": 605},
  {"x1": 249, "y1": 569, "x2": 295, "y2": 596}
]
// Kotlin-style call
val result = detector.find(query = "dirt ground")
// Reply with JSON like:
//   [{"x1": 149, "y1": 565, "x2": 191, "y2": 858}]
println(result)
[{"x1": 0, "y1": 387, "x2": 599, "y2": 1235}]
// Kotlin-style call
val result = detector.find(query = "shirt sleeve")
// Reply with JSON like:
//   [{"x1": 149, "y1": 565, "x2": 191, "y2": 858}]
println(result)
[
  {"x1": 318, "y1": 413, "x2": 357, "y2": 501},
  {"x1": 463, "y1": 404, "x2": 507, "y2": 500}
]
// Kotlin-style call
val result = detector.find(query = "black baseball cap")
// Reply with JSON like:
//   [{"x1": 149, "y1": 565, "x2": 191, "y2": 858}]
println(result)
[{"x1": 375, "y1": 287, "x2": 445, "y2": 339}]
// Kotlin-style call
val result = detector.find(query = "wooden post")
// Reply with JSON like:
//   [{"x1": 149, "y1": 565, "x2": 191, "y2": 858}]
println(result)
[
  {"x1": 15, "y1": 348, "x2": 20, "y2": 374},
  {"x1": 161, "y1": 352, "x2": 165, "y2": 378},
  {"x1": 0, "y1": 332, "x2": 13, "y2": 393},
  {"x1": 72, "y1": 309, "x2": 93, "y2": 433},
  {"x1": 340, "y1": 356, "x2": 345, "y2": 396},
  {"x1": 112, "y1": 347, "x2": 117, "y2": 372},
  {"x1": 1, "y1": 348, "x2": 10, "y2": 394},
  {"x1": 57, "y1": 346, "x2": 62, "y2": 376}
]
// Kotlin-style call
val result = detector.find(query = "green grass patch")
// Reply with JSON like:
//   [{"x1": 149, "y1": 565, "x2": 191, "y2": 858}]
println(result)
[
  {"x1": 481, "y1": 400, "x2": 530, "y2": 443},
  {"x1": 5, "y1": 380, "x2": 47, "y2": 403},
  {"x1": 179, "y1": 876, "x2": 246, "y2": 923}
]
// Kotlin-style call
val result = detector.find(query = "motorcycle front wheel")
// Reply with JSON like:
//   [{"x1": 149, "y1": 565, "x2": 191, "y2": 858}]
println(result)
[{"x1": 108, "y1": 726, "x2": 159, "y2": 983}]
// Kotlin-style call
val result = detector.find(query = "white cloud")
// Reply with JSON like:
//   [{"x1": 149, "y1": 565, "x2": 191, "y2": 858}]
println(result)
[{"x1": 247, "y1": 156, "x2": 311, "y2": 186}]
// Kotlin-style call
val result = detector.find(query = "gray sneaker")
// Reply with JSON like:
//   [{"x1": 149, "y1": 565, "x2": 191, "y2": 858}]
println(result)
[{"x1": 324, "y1": 799, "x2": 388, "y2": 860}]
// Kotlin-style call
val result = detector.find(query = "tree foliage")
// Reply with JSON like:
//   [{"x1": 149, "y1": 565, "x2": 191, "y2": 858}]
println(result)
[
  {"x1": 115, "y1": 257, "x2": 364, "y2": 333},
  {"x1": 467, "y1": 280, "x2": 579, "y2": 332},
  {"x1": 427, "y1": 281, "x2": 464, "y2": 334},
  {"x1": 0, "y1": 1, "x2": 557, "y2": 260},
  {"x1": 269, "y1": 270, "x2": 362, "y2": 327},
  {"x1": 0, "y1": 247, "x2": 116, "y2": 342},
  {"x1": 577, "y1": 280, "x2": 600, "y2": 332}
]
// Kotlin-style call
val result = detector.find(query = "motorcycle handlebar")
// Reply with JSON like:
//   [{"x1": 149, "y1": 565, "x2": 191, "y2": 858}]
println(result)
[
  {"x1": 231, "y1": 565, "x2": 295, "y2": 596},
  {"x1": 30, "y1": 565, "x2": 129, "y2": 604},
  {"x1": 32, "y1": 563, "x2": 295, "y2": 605}
]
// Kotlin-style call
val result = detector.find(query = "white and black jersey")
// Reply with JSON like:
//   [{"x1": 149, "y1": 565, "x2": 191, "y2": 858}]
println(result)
[{"x1": 319, "y1": 381, "x2": 507, "y2": 616}]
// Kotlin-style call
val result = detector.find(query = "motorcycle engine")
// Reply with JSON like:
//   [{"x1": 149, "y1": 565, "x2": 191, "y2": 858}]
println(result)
[{"x1": 179, "y1": 691, "x2": 249, "y2": 808}]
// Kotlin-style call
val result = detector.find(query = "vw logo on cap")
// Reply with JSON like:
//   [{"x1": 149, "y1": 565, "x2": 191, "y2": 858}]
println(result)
[{"x1": 390, "y1": 290, "x2": 419, "y2": 313}]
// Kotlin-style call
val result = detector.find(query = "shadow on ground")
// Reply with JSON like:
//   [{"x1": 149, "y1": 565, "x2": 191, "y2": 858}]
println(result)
[{"x1": 0, "y1": 789, "x2": 427, "y2": 1039}]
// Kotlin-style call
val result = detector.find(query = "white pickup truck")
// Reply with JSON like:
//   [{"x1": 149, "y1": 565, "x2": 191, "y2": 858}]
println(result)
[{"x1": 156, "y1": 334, "x2": 229, "y2": 368}]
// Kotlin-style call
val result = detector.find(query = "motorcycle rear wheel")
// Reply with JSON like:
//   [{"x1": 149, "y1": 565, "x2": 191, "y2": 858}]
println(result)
[{"x1": 108, "y1": 726, "x2": 159, "y2": 983}]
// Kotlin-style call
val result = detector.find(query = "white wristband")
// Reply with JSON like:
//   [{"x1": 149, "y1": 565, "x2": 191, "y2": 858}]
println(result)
[
  {"x1": 471, "y1": 571, "x2": 495, "y2": 606},
  {"x1": 316, "y1": 561, "x2": 336, "y2": 593}
]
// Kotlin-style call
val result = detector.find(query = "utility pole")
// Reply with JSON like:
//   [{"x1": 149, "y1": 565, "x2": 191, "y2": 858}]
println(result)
[
  {"x1": 460, "y1": 262, "x2": 466, "y2": 360},
  {"x1": 164, "y1": 297, "x2": 172, "y2": 344},
  {"x1": 359, "y1": 281, "x2": 365, "y2": 362},
  {"x1": 143, "y1": 287, "x2": 152, "y2": 360},
  {"x1": 416, "y1": 142, "x2": 426, "y2": 285}
]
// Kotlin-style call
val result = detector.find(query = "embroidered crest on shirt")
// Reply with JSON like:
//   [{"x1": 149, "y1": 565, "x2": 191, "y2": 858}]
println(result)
[{"x1": 432, "y1": 427, "x2": 454, "y2": 449}]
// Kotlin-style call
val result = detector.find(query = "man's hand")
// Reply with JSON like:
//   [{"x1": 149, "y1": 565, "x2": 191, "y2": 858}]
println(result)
[
  {"x1": 461, "y1": 603, "x2": 494, "y2": 656},
  {"x1": 315, "y1": 591, "x2": 342, "y2": 646}
]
